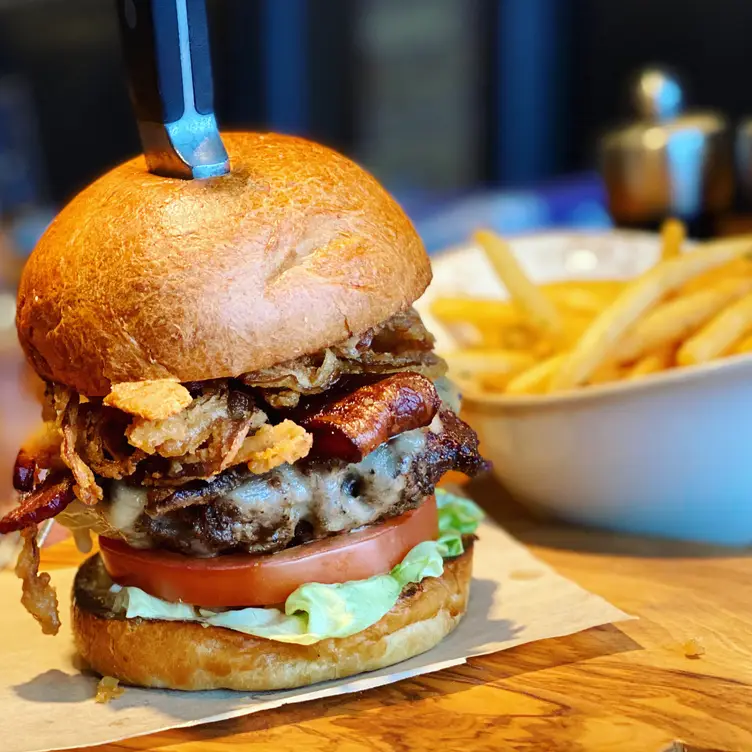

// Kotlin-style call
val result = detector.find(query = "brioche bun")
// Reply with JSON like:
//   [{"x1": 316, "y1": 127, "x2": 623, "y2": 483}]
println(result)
[
  {"x1": 72, "y1": 546, "x2": 472, "y2": 691},
  {"x1": 17, "y1": 132, "x2": 430, "y2": 396}
]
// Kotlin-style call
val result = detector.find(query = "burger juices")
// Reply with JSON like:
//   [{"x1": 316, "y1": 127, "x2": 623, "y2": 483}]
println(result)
[{"x1": 1, "y1": 133, "x2": 487, "y2": 690}]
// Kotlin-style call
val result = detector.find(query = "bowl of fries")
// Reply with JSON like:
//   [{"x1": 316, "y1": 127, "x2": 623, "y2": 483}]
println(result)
[{"x1": 416, "y1": 225, "x2": 752, "y2": 545}]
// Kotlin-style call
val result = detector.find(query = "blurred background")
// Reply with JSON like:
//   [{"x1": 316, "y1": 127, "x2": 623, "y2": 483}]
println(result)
[
  {"x1": 1, "y1": 0, "x2": 752, "y2": 506},
  {"x1": 4, "y1": 0, "x2": 752, "y2": 253}
]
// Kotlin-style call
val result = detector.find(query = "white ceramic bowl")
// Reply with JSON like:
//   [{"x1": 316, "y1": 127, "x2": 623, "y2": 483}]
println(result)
[{"x1": 416, "y1": 231, "x2": 752, "y2": 545}]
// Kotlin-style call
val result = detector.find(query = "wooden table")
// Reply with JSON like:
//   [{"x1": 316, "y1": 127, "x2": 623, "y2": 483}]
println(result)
[{"x1": 42, "y1": 475, "x2": 752, "y2": 752}]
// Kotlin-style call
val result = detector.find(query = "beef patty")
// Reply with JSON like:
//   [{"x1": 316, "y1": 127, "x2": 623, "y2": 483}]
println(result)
[{"x1": 56, "y1": 409, "x2": 486, "y2": 556}]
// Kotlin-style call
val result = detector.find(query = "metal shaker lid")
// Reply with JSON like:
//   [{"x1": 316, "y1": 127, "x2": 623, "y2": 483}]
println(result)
[
  {"x1": 600, "y1": 68, "x2": 732, "y2": 226},
  {"x1": 734, "y1": 115, "x2": 752, "y2": 202}
]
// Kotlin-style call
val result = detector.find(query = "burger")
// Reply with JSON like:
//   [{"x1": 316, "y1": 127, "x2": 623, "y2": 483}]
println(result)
[{"x1": 1, "y1": 132, "x2": 487, "y2": 691}]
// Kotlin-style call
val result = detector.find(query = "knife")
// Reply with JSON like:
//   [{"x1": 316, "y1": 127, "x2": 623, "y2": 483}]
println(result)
[{"x1": 115, "y1": 0, "x2": 230, "y2": 179}]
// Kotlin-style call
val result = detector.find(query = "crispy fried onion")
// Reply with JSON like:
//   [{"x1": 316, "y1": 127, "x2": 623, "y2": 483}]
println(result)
[
  {"x1": 16, "y1": 526, "x2": 60, "y2": 635},
  {"x1": 95, "y1": 676, "x2": 125, "y2": 704},
  {"x1": 235, "y1": 419, "x2": 313, "y2": 474},
  {"x1": 242, "y1": 308, "x2": 447, "y2": 407},
  {"x1": 299, "y1": 373, "x2": 441, "y2": 462},
  {"x1": 125, "y1": 386, "x2": 267, "y2": 472},
  {"x1": 45, "y1": 385, "x2": 103, "y2": 505},
  {"x1": 50, "y1": 382, "x2": 268, "y2": 500},
  {"x1": 62, "y1": 410, "x2": 103, "y2": 506},
  {"x1": 103, "y1": 379, "x2": 192, "y2": 420}
]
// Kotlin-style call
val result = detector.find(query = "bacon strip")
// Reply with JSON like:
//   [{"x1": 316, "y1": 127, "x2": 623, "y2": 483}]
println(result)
[
  {"x1": 0, "y1": 474, "x2": 75, "y2": 534},
  {"x1": 299, "y1": 373, "x2": 441, "y2": 463}
]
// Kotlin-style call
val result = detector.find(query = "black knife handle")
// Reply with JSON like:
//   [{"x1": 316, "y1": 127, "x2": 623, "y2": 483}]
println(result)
[{"x1": 116, "y1": 0, "x2": 230, "y2": 179}]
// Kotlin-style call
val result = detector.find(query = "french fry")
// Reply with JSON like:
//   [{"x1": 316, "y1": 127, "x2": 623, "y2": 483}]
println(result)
[
  {"x1": 540, "y1": 280, "x2": 626, "y2": 298},
  {"x1": 431, "y1": 297, "x2": 535, "y2": 350},
  {"x1": 733, "y1": 332, "x2": 752, "y2": 355},
  {"x1": 660, "y1": 218, "x2": 686, "y2": 261},
  {"x1": 433, "y1": 286, "x2": 621, "y2": 323},
  {"x1": 678, "y1": 291, "x2": 752, "y2": 365},
  {"x1": 479, "y1": 371, "x2": 522, "y2": 393},
  {"x1": 521, "y1": 314, "x2": 592, "y2": 361},
  {"x1": 587, "y1": 360, "x2": 624, "y2": 386},
  {"x1": 506, "y1": 354, "x2": 568, "y2": 396},
  {"x1": 544, "y1": 287, "x2": 612, "y2": 317},
  {"x1": 679, "y1": 257, "x2": 752, "y2": 296},
  {"x1": 445, "y1": 349, "x2": 536, "y2": 381},
  {"x1": 542, "y1": 282, "x2": 625, "y2": 317},
  {"x1": 548, "y1": 235, "x2": 752, "y2": 391},
  {"x1": 431, "y1": 297, "x2": 519, "y2": 327},
  {"x1": 474, "y1": 229, "x2": 563, "y2": 338},
  {"x1": 559, "y1": 312, "x2": 597, "y2": 348},
  {"x1": 615, "y1": 277, "x2": 752, "y2": 363},
  {"x1": 432, "y1": 291, "x2": 601, "y2": 351},
  {"x1": 626, "y1": 346, "x2": 674, "y2": 380},
  {"x1": 491, "y1": 325, "x2": 538, "y2": 351},
  {"x1": 440, "y1": 321, "x2": 485, "y2": 350}
]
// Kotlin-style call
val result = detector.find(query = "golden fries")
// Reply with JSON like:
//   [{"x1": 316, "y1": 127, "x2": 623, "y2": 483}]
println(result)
[
  {"x1": 544, "y1": 287, "x2": 611, "y2": 317},
  {"x1": 733, "y1": 332, "x2": 752, "y2": 355},
  {"x1": 679, "y1": 257, "x2": 752, "y2": 295},
  {"x1": 660, "y1": 218, "x2": 686, "y2": 261},
  {"x1": 431, "y1": 298, "x2": 537, "y2": 350},
  {"x1": 549, "y1": 235, "x2": 752, "y2": 391},
  {"x1": 445, "y1": 349, "x2": 536, "y2": 379},
  {"x1": 506, "y1": 355, "x2": 568, "y2": 396},
  {"x1": 540, "y1": 280, "x2": 626, "y2": 298},
  {"x1": 678, "y1": 291, "x2": 752, "y2": 365},
  {"x1": 474, "y1": 323, "x2": 536, "y2": 351},
  {"x1": 431, "y1": 297, "x2": 519, "y2": 327},
  {"x1": 433, "y1": 285, "x2": 621, "y2": 323},
  {"x1": 587, "y1": 360, "x2": 624, "y2": 386},
  {"x1": 445, "y1": 348, "x2": 536, "y2": 395},
  {"x1": 626, "y1": 346, "x2": 674, "y2": 380},
  {"x1": 615, "y1": 277, "x2": 752, "y2": 363},
  {"x1": 435, "y1": 226, "x2": 752, "y2": 397},
  {"x1": 474, "y1": 229, "x2": 563, "y2": 338},
  {"x1": 478, "y1": 371, "x2": 524, "y2": 393}
]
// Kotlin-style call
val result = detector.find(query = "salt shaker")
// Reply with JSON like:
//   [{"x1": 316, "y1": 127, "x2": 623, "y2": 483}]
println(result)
[
  {"x1": 599, "y1": 68, "x2": 733, "y2": 237},
  {"x1": 734, "y1": 119, "x2": 752, "y2": 207}
]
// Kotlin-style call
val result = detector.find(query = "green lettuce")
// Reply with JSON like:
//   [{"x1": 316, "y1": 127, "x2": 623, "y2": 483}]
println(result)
[{"x1": 121, "y1": 489, "x2": 483, "y2": 645}]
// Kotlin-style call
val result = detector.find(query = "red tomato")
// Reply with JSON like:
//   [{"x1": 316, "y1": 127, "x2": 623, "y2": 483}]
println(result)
[{"x1": 99, "y1": 496, "x2": 438, "y2": 607}]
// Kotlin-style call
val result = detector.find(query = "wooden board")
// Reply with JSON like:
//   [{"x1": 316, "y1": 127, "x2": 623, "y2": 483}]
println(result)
[{"x1": 40, "y1": 475, "x2": 752, "y2": 752}]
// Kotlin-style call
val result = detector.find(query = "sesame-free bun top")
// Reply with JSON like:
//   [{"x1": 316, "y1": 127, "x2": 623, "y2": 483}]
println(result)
[{"x1": 17, "y1": 132, "x2": 431, "y2": 396}]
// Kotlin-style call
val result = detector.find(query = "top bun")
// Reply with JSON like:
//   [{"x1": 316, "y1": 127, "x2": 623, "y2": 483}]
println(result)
[{"x1": 16, "y1": 132, "x2": 430, "y2": 396}]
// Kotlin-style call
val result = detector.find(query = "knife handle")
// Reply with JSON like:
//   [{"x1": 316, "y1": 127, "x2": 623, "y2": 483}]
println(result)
[{"x1": 116, "y1": 0, "x2": 230, "y2": 179}]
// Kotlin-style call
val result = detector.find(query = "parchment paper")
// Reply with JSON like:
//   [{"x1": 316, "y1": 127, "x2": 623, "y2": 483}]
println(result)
[{"x1": 0, "y1": 521, "x2": 631, "y2": 752}]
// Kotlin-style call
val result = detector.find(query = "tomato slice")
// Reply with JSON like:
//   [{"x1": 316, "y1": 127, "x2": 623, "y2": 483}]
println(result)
[{"x1": 99, "y1": 495, "x2": 438, "y2": 608}]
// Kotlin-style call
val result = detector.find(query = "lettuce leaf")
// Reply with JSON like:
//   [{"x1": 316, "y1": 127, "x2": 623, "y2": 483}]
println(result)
[
  {"x1": 437, "y1": 488, "x2": 485, "y2": 535},
  {"x1": 122, "y1": 490, "x2": 483, "y2": 645}
]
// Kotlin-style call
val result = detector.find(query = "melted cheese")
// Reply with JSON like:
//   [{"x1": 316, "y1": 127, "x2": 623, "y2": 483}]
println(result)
[
  {"x1": 67, "y1": 422, "x2": 435, "y2": 552},
  {"x1": 226, "y1": 427, "x2": 428, "y2": 536},
  {"x1": 105, "y1": 483, "x2": 148, "y2": 533}
]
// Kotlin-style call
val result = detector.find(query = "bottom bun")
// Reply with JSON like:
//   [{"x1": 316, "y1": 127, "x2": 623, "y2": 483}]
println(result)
[{"x1": 72, "y1": 545, "x2": 473, "y2": 691}]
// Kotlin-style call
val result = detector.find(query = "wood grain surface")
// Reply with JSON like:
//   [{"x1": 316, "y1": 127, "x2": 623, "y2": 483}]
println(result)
[{"x1": 42, "y1": 475, "x2": 752, "y2": 752}]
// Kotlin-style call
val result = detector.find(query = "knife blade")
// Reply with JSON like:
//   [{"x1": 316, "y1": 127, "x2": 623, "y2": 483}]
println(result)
[{"x1": 115, "y1": 0, "x2": 230, "y2": 179}]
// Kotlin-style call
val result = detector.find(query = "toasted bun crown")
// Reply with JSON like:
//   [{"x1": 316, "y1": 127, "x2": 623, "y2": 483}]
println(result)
[{"x1": 17, "y1": 132, "x2": 430, "y2": 395}]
